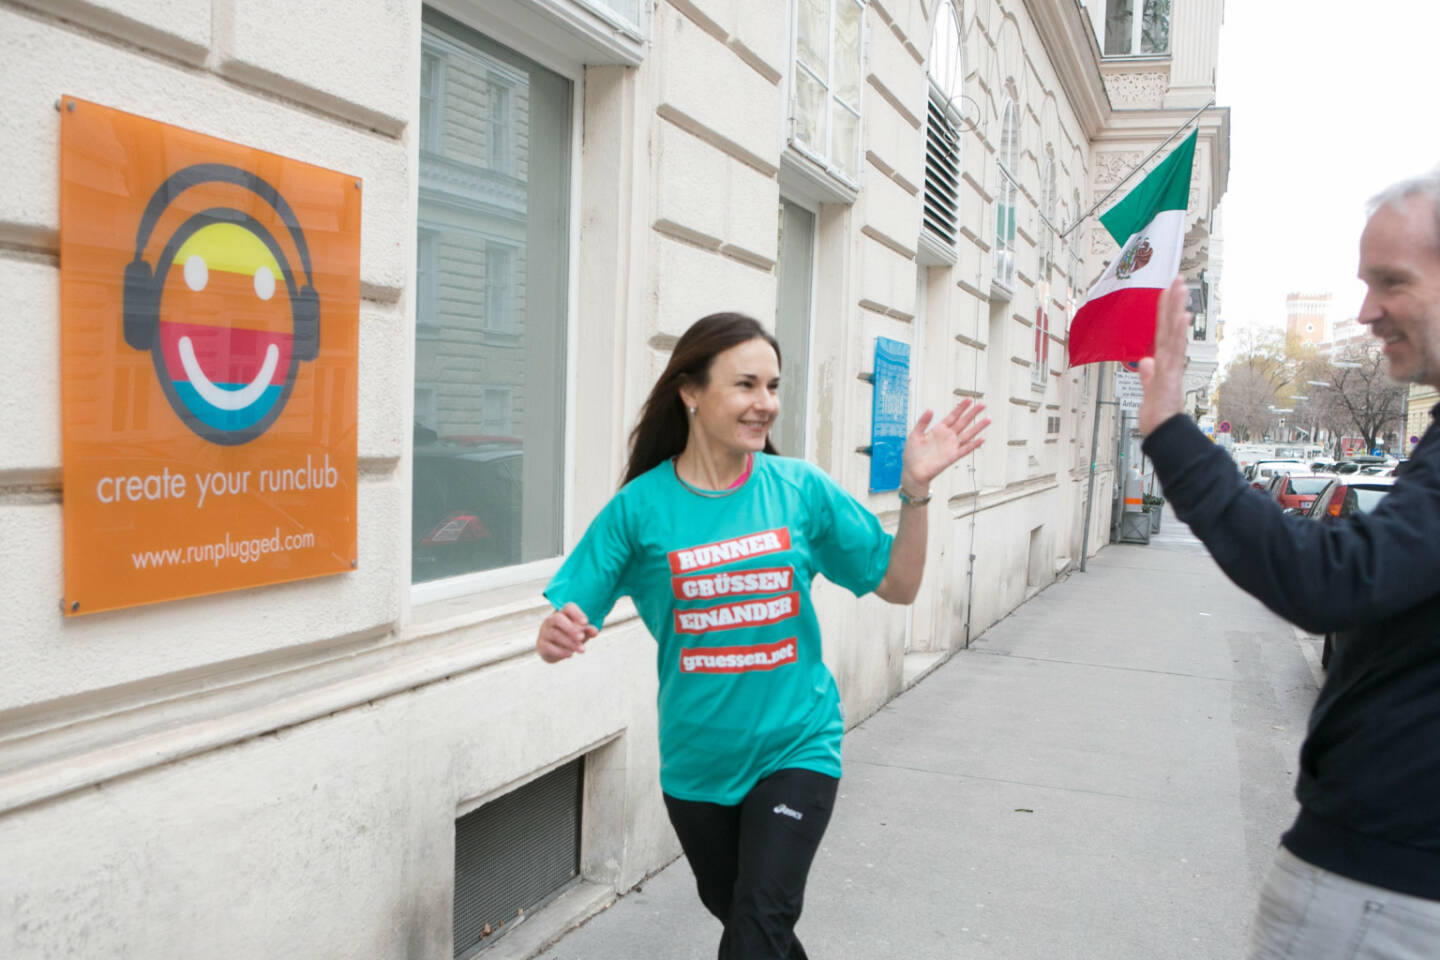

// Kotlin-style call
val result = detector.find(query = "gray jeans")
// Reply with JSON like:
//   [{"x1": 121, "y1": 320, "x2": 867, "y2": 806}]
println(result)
[{"x1": 1248, "y1": 846, "x2": 1440, "y2": 959}]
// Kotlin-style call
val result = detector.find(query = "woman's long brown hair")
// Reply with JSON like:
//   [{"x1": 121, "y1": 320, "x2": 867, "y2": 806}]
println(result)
[{"x1": 622, "y1": 312, "x2": 782, "y2": 487}]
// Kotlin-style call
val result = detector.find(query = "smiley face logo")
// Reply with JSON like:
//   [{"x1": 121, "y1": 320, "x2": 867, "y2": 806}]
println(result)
[{"x1": 123, "y1": 164, "x2": 320, "y2": 445}]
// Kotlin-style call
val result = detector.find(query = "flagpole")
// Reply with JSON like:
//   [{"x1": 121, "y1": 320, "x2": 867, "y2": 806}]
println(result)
[{"x1": 1079, "y1": 365, "x2": 1106, "y2": 572}]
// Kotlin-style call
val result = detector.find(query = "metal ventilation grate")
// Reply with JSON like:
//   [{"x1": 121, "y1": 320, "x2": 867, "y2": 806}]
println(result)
[
  {"x1": 453, "y1": 758, "x2": 583, "y2": 957},
  {"x1": 923, "y1": 94, "x2": 961, "y2": 248}
]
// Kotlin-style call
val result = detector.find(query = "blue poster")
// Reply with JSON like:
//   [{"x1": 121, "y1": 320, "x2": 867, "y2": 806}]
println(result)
[{"x1": 869, "y1": 337, "x2": 910, "y2": 492}]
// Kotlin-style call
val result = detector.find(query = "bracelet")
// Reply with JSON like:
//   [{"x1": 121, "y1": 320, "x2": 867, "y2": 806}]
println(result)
[{"x1": 898, "y1": 487, "x2": 932, "y2": 507}]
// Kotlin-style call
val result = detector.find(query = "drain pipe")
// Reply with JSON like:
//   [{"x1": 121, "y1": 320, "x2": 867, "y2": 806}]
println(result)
[{"x1": 963, "y1": 455, "x2": 978, "y2": 648}]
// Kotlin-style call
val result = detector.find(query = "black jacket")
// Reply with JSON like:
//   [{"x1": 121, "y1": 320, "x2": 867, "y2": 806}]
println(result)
[{"x1": 1144, "y1": 406, "x2": 1440, "y2": 899}]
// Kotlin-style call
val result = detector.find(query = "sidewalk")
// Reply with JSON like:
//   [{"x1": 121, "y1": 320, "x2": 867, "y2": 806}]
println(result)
[{"x1": 538, "y1": 513, "x2": 1318, "y2": 959}]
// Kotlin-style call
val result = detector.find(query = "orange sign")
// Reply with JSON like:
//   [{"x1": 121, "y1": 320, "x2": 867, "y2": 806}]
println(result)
[{"x1": 59, "y1": 97, "x2": 360, "y2": 616}]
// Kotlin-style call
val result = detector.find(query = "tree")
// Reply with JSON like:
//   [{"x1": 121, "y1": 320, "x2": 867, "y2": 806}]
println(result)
[
  {"x1": 1218, "y1": 363, "x2": 1282, "y2": 441},
  {"x1": 1217, "y1": 327, "x2": 1292, "y2": 441},
  {"x1": 1306, "y1": 342, "x2": 1407, "y2": 454}
]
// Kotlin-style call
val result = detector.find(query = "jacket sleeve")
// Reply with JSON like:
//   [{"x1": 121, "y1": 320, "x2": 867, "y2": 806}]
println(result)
[{"x1": 1142, "y1": 414, "x2": 1440, "y2": 634}]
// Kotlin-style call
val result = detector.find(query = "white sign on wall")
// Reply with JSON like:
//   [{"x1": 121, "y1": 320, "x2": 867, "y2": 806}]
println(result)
[{"x1": 1115, "y1": 369, "x2": 1144, "y2": 414}]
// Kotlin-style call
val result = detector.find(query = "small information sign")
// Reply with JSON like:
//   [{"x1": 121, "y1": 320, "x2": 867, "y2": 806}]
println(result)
[
  {"x1": 869, "y1": 337, "x2": 910, "y2": 492},
  {"x1": 1114, "y1": 369, "x2": 1144, "y2": 415}
]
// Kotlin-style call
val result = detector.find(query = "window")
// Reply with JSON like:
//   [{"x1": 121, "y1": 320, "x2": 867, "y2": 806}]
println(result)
[
  {"x1": 790, "y1": 0, "x2": 865, "y2": 184},
  {"x1": 484, "y1": 242, "x2": 517, "y2": 334},
  {"x1": 1103, "y1": 0, "x2": 1170, "y2": 57},
  {"x1": 774, "y1": 198, "x2": 815, "y2": 456},
  {"x1": 486, "y1": 79, "x2": 515, "y2": 175},
  {"x1": 993, "y1": 97, "x2": 1019, "y2": 293},
  {"x1": 1186, "y1": 276, "x2": 1208, "y2": 340},
  {"x1": 1037, "y1": 147, "x2": 1057, "y2": 282},
  {"x1": 413, "y1": 9, "x2": 571, "y2": 585},
  {"x1": 481, "y1": 386, "x2": 514, "y2": 437},
  {"x1": 928, "y1": 1, "x2": 962, "y2": 99},
  {"x1": 420, "y1": 53, "x2": 445, "y2": 154},
  {"x1": 1068, "y1": 188, "x2": 1083, "y2": 303},
  {"x1": 921, "y1": 2, "x2": 962, "y2": 252},
  {"x1": 416, "y1": 229, "x2": 439, "y2": 337},
  {"x1": 579, "y1": 0, "x2": 643, "y2": 31},
  {"x1": 1032, "y1": 306, "x2": 1049, "y2": 387}
]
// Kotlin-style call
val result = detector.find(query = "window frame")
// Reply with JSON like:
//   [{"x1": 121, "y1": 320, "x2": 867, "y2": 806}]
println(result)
[
  {"x1": 481, "y1": 385, "x2": 516, "y2": 437},
  {"x1": 1037, "y1": 146, "x2": 1057, "y2": 282},
  {"x1": 483, "y1": 239, "x2": 519, "y2": 335},
  {"x1": 773, "y1": 194, "x2": 819, "y2": 458},
  {"x1": 1103, "y1": 0, "x2": 1171, "y2": 58},
  {"x1": 919, "y1": 0, "x2": 963, "y2": 260},
  {"x1": 415, "y1": 227, "x2": 441, "y2": 339},
  {"x1": 1032, "y1": 305, "x2": 1050, "y2": 387},
  {"x1": 786, "y1": 0, "x2": 868, "y2": 189},
  {"x1": 420, "y1": 51, "x2": 446, "y2": 155},
  {"x1": 992, "y1": 96, "x2": 1019, "y2": 296},
  {"x1": 485, "y1": 77, "x2": 517, "y2": 175},
  {"x1": 410, "y1": 5, "x2": 585, "y2": 609}
]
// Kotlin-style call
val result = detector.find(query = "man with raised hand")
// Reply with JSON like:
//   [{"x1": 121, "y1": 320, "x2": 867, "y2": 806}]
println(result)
[{"x1": 1137, "y1": 170, "x2": 1440, "y2": 958}]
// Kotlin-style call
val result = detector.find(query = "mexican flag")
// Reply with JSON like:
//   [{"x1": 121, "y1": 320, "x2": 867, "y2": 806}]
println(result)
[{"x1": 1068, "y1": 130, "x2": 1196, "y2": 366}]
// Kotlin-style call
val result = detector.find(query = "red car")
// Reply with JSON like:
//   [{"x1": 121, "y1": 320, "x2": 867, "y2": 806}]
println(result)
[
  {"x1": 1269, "y1": 474, "x2": 1331, "y2": 513},
  {"x1": 1304, "y1": 475, "x2": 1399, "y2": 668}
]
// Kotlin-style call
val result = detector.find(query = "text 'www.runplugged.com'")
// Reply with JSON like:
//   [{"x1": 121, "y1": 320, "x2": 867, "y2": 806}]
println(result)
[{"x1": 131, "y1": 528, "x2": 316, "y2": 569}]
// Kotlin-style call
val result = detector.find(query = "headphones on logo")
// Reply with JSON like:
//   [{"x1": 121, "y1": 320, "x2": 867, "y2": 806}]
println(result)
[{"x1": 123, "y1": 163, "x2": 321, "y2": 361}]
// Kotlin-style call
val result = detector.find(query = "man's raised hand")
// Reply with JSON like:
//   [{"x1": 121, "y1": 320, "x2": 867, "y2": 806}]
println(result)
[{"x1": 1138, "y1": 277, "x2": 1191, "y2": 435}]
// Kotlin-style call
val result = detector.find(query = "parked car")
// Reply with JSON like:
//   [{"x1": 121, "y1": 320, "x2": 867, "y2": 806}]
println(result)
[
  {"x1": 1246, "y1": 459, "x2": 1306, "y2": 491},
  {"x1": 1304, "y1": 475, "x2": 1399, "y2": 668},
  {"x1": 1332, "y1": 455, "x2": 1387, "y2": 475},
  {"x1": 1306, "y1": 475, "x2": 1398, "y2": 522},
  {"x1": 411, "y1": 438, "x2": 525, "y2": 583},
  {"x1": 1270, "y1": 474, "x2": 1331, "y2": 513}
]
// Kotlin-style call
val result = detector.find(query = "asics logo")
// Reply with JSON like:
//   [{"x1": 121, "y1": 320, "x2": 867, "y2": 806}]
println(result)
[{"x1": 773, "y1": 803, "x2": 803, "y2": 821}]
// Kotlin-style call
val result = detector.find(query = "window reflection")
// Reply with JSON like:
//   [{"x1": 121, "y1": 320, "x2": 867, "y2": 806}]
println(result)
[
  {"x1": 1104, "y1": 0, "x2": 1170, "y2": 56},
  {"x1": 412, "y1": 12, "x2": 569, "y2": 584}
]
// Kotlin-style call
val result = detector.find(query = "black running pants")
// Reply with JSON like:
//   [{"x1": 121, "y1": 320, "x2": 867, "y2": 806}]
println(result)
[{"x1": 663, "y1": 768, "x2": 839, "y2": 960}]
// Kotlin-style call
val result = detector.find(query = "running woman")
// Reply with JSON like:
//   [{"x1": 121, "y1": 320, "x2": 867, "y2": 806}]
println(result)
[{"x1": 537, "y1": 312, "x2": 989, "y2": 959}]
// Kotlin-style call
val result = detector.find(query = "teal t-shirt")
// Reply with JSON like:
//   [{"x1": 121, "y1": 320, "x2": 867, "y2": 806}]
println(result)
[{"x1": 544, "y1": 452, "x2": 894, "y2": 804}]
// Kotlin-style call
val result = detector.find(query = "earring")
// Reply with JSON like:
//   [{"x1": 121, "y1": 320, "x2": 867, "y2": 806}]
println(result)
[{"x1": 688, "y1": 406, "x2": 696, "y2": 415}]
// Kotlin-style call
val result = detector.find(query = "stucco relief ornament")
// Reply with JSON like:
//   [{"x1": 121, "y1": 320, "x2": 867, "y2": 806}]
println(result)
[{"x1": 1115, "y1": 235, "x2": 1153, "y2": 280}]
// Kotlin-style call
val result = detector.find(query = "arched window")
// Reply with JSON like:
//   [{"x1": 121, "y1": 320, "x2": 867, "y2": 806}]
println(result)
[
  {"x1": 993, "y1": 96, "x2": 1019, "y2": 292},
  {"x1": 929, "y1": 1, "x2": 962, "y2": 103},
  {"x1": 921, "y1": 2, "x2": 963, "y2": 253},
  {"x1": 1038, "y1": 145, "x2": 1057, "y2": 282},
  {"x1": 1069, "y1": 187, "x2": 1084, "y2": 304}
]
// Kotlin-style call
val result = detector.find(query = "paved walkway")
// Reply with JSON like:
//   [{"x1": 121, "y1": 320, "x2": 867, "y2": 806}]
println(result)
[{"x1": 539, "y1": 512, "x2": 1318, "y2": 959}]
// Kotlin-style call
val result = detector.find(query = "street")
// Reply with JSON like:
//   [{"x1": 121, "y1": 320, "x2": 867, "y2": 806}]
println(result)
[{"x1": 533, "y1": 514, "x2": 1318, "y2": 959}]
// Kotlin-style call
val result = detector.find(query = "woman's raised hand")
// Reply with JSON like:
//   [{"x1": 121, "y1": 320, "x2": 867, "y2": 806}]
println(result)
[
  {"x1": 901, "y1": 399, "x2": 991, "y2": 493},
  {"x1": 536, "y1": 602, "x2": 600, "y2": 663}
]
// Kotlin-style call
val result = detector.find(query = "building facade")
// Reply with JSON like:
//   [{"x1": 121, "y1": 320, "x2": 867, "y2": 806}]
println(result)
[
  {"x1": 1404, "y1": 383, "x2": 1439, "y2": 456},
  {"x1": 1323, "y1": 312, "x2": 1368, "y2": 359},
  {"x1": 1286, "y1": 291, "x2": 1331, "y2": 347},
  {"x1": 0, "y1": 1, "x2": 1227, "y2": 957}
]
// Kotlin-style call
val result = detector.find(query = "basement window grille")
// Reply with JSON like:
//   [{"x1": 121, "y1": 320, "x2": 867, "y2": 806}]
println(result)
[
  {"x1": 453, "y1": 758, "x2": 583, "y2": 957},
  {"x1": 922, "y1": 91, "x2": 962, "y2": 249}
]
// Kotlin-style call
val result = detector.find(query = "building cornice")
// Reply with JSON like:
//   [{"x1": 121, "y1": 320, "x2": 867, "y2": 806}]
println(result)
[{"x1": 1022, "y1": 0, "x2": 1111, "y2": 139}]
